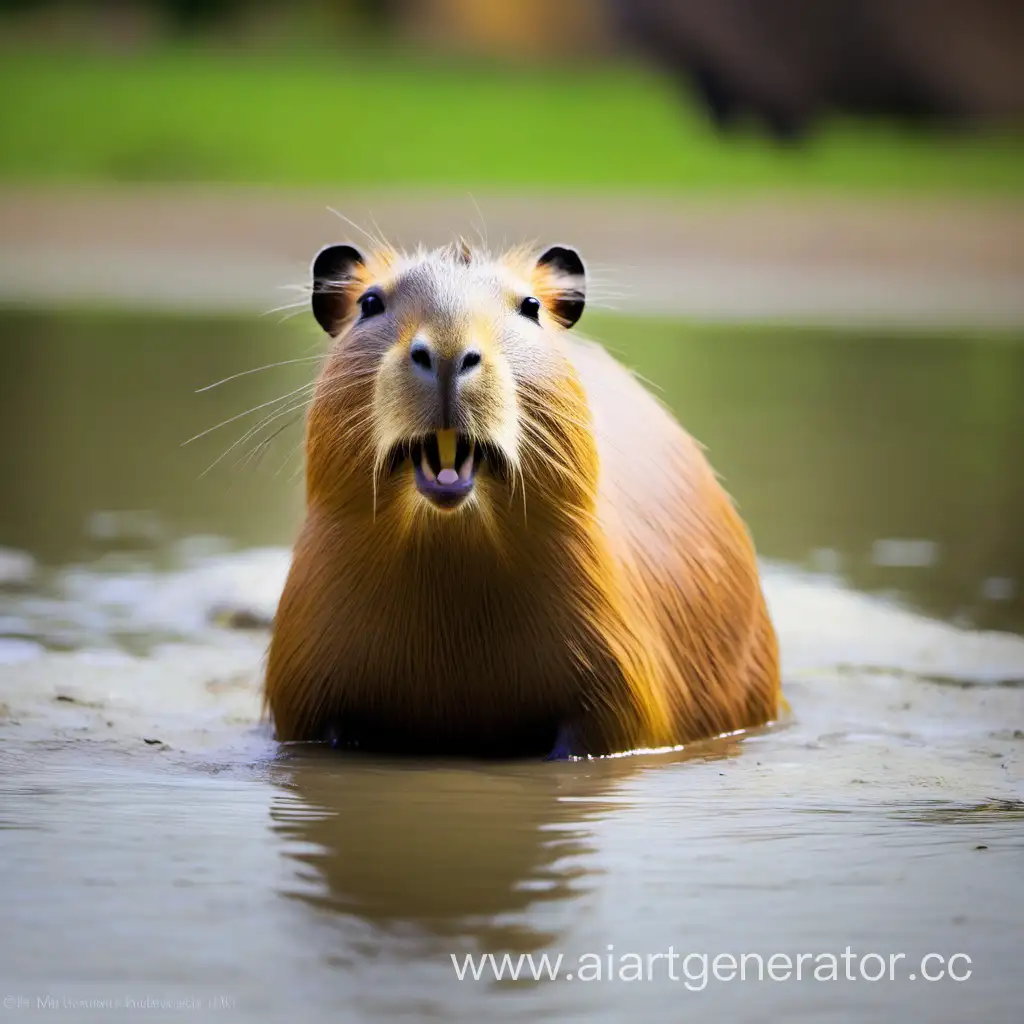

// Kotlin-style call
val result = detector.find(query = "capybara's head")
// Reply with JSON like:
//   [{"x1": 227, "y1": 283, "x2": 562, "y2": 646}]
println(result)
[{"x1": 304, "y1": 240, "x2": 596, "y2": 528}]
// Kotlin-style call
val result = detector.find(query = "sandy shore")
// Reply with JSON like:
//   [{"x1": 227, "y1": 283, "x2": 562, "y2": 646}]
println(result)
[{"x1": 1, "y1": 186, "x2": 1022, "y2": 326}]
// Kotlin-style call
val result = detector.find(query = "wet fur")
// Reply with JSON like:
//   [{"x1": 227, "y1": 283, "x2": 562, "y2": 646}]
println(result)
[{"x1": 264, "y1": 242, "x2": 780, "y2": 756}]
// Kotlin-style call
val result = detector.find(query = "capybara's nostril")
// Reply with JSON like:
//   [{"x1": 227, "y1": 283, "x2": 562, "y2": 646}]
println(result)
[
  {"x1": 458, "y1": 349, "x2": 482, "y2": 375},
  {"x1": 409, "y1": 339, "x2": 434, "y2": 376}
]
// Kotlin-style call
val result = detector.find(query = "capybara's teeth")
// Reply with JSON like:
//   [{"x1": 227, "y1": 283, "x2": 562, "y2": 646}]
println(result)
[
  {"x1": 458, "y1": 441, "x2": 475, "y2": 482},
  {"x1": 420, "y1": 446, "x2": 436, "y2": 482},
  {"x1": 436, "y1": 428, "x2": 458, "y2": 468},
  {"x1": 424, "y1": 434, "x2": 442, "y2": 475}
]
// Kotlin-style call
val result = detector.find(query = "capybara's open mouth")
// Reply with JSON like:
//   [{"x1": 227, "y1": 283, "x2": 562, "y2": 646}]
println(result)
[{"x1": 386, "y1": 429, "x2": 508, "y2": 510}]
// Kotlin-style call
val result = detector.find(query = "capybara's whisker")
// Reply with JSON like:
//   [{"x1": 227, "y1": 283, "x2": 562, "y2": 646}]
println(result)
[
  {"x1": 197, "y1": 389, "x2": 316, "y2": 477},
  {"x1": 195, "y1": 356, "x2": 324, "y2": 393},
  {"x1": 184, "y1": 382, "x2": 316, "y2": 446},
  {"x1": 326, "y1": 207, "x2": 387, "y2": 252},
  {"x1": 238, "y1": 415, "x2": 304, "y2": 472}
]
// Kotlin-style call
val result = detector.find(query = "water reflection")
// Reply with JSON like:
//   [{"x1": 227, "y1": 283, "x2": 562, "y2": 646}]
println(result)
[
  {"x1": 266, "y1": 739, "x2": 744, "y2": 956},
  {"x1": 269, "y1": 752, "x2": 626, "y2": 955}
]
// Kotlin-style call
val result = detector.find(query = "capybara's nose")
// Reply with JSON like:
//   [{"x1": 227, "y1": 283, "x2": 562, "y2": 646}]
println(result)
[
  {"x1": 409, "y1": 337, "x2": 482, "y2": 429},
  {"x1": 409, "y1": 339, "x2": 482, "y2": 383}
]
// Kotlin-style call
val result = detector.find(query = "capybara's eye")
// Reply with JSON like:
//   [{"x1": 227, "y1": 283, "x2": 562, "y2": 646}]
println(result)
[
  {"x1": 519, "y1": 296, "x2": 541, "y2": 322},
  {"x1": 359, "y1": 290, "x2": 386, "y2": 319}
]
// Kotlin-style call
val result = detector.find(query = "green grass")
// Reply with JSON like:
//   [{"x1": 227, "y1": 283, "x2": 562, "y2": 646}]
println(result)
[{"x1": 2, "y1": 49, "x2": 1023, "y2": 191}]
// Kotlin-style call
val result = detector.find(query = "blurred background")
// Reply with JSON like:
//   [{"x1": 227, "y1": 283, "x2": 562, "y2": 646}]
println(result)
[{"x1": 0, "y1": 0, "x2": 1022, "y2": 644}]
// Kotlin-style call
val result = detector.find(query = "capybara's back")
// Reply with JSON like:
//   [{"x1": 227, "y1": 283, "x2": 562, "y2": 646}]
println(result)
[{"x1": 571, "y1": 335, "x2": 779, "y2": 747}]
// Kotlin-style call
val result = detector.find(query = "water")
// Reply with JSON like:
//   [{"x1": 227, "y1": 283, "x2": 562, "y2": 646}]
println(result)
[{"x1": 1, "y1": 309, "x2": 1023, "y2": 1022}]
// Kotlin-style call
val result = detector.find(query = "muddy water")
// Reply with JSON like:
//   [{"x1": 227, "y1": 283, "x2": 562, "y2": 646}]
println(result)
[{"x1": 1, "y1": 310, "x2": 1023, "y2": 1022}]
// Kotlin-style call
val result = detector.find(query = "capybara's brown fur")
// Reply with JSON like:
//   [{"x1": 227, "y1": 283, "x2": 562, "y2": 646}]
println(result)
[{"x1": 264, "y1": 240, "x2": 780, "y2": 757}]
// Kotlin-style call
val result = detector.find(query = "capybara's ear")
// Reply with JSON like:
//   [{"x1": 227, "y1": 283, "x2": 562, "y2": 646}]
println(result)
[
  {"x1": 534, "y1": 245, "x2": 586, "y2": 328},
  {"x1": 311, "y1": 244, "x2": 366, "y2": 335}
]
